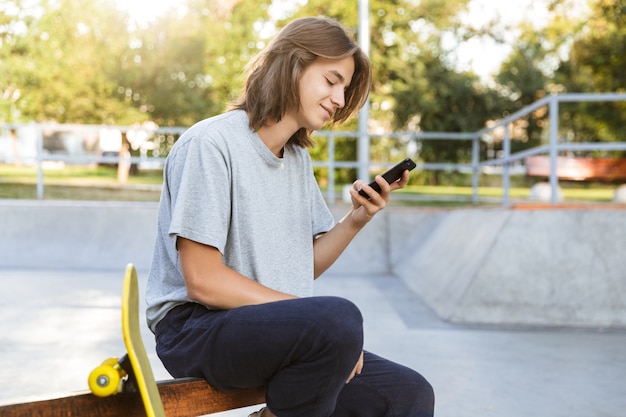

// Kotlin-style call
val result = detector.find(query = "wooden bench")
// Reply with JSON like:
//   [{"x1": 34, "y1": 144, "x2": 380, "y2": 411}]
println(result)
[{"x1": 0, "y1": 379, "x2": 265, "y2": 416}]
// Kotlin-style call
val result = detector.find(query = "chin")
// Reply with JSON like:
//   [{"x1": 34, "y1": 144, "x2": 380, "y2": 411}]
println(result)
[{"x1": 304, "y1": 121, "x2": 325, "y2": 131}]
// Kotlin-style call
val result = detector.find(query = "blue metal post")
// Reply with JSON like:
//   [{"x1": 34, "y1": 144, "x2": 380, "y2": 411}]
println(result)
[
  {"x1": 549, "y1": 96, "x2": 559, "y2": 204},
  {"x1": 327, "y1": 132, "x2": 336, "y2": 204},
  {"x1": 35, "y1": 123, "x2": 44, "y2": 200},
  {"x1": 357, "y1": 0, "x2": 370, "y2": 183},
  {"x1": 502, "y1": 124, "x2": 510, "y2": 206},
  {"x1": 471, "y1": 134, "x2": 479, "y2": 204}
]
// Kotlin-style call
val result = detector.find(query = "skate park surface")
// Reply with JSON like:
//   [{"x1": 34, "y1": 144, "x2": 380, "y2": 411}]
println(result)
[{"x1": 1, "y1": 200, "x2": 625, "y2": 416}]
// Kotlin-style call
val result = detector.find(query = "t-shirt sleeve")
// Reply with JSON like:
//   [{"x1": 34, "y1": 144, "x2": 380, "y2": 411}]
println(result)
[{"x1": 167, "y1": 136, "x2": 231, "y2": 254}]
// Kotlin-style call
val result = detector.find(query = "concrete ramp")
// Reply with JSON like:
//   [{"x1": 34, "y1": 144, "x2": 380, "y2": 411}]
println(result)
[
  {"x1": 392, "y1": 208, "x2": 626, "y2": 328},
  {"x1": 392, "y1": 209, "x2": 511, "y2": 321}
]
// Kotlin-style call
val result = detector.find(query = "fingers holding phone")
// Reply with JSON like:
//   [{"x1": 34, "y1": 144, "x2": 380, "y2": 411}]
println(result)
[{"x1": 356, "y1": 158, "x2": 416, "y2": 200}]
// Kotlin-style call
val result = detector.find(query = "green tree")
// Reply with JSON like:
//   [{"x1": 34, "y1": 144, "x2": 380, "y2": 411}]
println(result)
[
  {"x1": 494, "y1": 0, "x2": 592, "y2": 148},
  {"x1": 1, "y1": 0, "x2": 146, "y2": 124},
  {"x1": 555, "y1": 0, "x2": 625, "y2": 147},
  {"x1": 495, "y1": 25, "x2": 553, "y2": 148},
  {"x1": 119, "y1": 0, "x2": 272, "y2": 127},
  {"x1": 1, "y1": 0, "x2": 44, "y2": 122},
  {"x1": 368, "y1": 0, "x2": 503, "y2": 184}
]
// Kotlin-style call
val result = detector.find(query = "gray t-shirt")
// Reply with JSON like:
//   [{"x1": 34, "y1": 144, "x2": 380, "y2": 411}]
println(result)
[{"x1": 146, "y1": 110, "x2": 336, "y2": 332}]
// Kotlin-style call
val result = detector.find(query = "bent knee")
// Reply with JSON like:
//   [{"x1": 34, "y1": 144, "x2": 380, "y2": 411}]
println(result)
[
  {"x1": 313, "y1": 296, "x2": 363, "y2": 332},
  {"x1": 408, "y1": 372, "x2": 435, "y2": 416},
  {"x1": 306, "y1": 296, "x2": 364, "y2": 350}
]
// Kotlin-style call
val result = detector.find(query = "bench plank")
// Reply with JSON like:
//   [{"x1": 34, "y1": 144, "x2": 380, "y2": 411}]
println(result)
[{"x1": 0, "y1": 378, "x2": 265, "y2": 417}]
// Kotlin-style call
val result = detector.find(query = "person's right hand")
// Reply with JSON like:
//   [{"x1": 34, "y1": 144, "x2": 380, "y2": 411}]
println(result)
[{"x1": 346, "y1": 351, "x2": 364, "y2": 383}]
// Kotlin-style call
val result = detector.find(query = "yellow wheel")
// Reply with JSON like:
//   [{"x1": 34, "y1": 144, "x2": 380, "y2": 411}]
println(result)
[
  {"x1": 102, "y1": 357, "x2": 119, "y2": 367},
  {"x1": 88, "y1": 358, "x2": 124, "y2": 397}
]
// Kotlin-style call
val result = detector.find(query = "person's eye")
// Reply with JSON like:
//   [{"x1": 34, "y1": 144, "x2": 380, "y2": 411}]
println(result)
[{"x1": 325, "y1": 78, "x2": 336, "y2": 86}]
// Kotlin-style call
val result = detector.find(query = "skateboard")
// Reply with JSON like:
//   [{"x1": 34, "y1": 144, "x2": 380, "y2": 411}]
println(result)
[{"x1": 88, "y1": 263, "x2": 166, "y2": 417}]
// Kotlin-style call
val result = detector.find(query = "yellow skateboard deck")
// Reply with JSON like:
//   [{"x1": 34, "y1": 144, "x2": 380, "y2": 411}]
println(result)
[
  {"x1": 88, "y1": 264, "x2": 166, "y2": 417},
  {"x1": 122, "y1": 264, "x2": 166, "y2": 417}
]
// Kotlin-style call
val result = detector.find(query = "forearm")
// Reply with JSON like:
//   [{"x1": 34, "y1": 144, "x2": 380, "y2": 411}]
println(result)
[
  {"x1": 178, "y1": 237, "x2": 296, "y2": 309},
  {"x1": 312, "y1": 172, "x2": 408, "y2": 277},
  {"x1": 313, "y1": 207, "x2": 365, "y2": 278},
  {"x1": 189, "y1": 266, "x2": 296, "y2": 310}
]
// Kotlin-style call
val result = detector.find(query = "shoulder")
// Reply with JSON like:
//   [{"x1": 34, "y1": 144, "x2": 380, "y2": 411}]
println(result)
[
  {"x1": 169, "y1": 111, "x2": 251, "y2": 156},
  {"x1": 186, "y1": 110, "x2": 251, "y2": 143}
]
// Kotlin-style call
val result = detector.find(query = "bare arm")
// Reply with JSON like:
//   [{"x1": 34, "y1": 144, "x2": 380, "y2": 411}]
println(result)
[
  {"x1": 313, "y1": 170, "x2": 410, "y2": 278},
  {"x1": 178, "y1": 237, "x2": 297, "y2": 310}
]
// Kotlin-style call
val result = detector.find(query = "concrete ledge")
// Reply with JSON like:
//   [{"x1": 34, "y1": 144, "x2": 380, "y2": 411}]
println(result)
[{"x1": 0, "y1": 200, "x2": 158, "y2": 270}]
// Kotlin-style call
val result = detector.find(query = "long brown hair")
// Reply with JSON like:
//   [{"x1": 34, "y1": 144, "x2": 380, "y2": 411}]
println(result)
[{"x1": 231, "y1": 16, "x2": 372, "y2": 148}]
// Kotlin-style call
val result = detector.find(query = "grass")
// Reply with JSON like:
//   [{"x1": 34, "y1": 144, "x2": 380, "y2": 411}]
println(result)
[
  {"x1": 0, "y1": 164, "x2": 163, "y2": 201},
  {"x1": 0, "y1": 183, "x2": 163, "y2": 201},
  {"x1": 0, "y1": 164, "x2": 163, "y2": 184},
  {"x1": 0, "y1": 164, "x2": 621, "y2": 205}
]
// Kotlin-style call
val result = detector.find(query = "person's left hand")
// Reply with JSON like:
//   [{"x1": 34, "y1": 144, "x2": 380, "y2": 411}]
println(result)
[{"x1": 346, "y1": 351, "x2": 364, "y2": 384}]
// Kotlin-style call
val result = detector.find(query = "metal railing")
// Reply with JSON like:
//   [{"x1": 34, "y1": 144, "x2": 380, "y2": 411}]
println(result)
[
  {"x1": 1, "y1": 92, "x2": 624, "y2": 205},
  {"x1": 478, "y1": 92, "x2": 626, "y2": 205},
  {"x1": 0, "y1": 122, "x2": 479, "y2": 203},
  {"x1": 311, "y1": 130, "x2": 478, "y2": 204}
]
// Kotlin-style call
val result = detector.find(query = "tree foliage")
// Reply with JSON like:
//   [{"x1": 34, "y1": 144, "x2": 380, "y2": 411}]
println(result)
[
  {"x1": 117, "y1": 0, "x2": 272, "y2": 127},
  {"x1": 0, "y1": 0, "x2": 272, "y2": 125},
  {"x1": 1, "y1": 0, "x2": 146, "y2": 124},
  {"x1": 0, "y1": 0, "x2": 623, "y2": 167},
  {"x1": 554, "y1": 0, "x2": 625, "y2": 146}
]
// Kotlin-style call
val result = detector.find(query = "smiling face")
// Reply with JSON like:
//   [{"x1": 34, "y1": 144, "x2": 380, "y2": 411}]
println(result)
[{"x1": 292, "y1": 56, "x2": 356, "y2": 131}]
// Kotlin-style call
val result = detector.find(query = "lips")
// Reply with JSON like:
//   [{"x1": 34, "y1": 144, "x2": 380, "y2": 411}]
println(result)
[{"x1": 321, "y1": 105, "x2": 333, "y2": 120}]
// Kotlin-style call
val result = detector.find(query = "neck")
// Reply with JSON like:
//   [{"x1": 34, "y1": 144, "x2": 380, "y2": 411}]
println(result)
[{"x1": 255, "y1": 116, "x2": 298, "y2": 158}]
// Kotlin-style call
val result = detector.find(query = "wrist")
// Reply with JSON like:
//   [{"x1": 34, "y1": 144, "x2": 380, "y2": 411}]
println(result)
[{"x1": 343, "y1": 206, "x2": 370, "y2": 230}]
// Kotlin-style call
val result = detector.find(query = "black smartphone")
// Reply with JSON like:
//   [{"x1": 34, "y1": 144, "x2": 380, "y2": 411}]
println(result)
[{"x1": 358, "y1": 158, "x2": 417, "y2": 198}]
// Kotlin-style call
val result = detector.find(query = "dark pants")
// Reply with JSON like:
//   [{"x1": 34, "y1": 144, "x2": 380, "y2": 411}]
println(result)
[{"x1": 155, "y1": 297, "x2": 434, "y2": 417}]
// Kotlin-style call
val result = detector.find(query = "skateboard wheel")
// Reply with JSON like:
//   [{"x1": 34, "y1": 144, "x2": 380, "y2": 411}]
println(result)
[
  {"x1": 102, "y1": 357, "x2": 128, "y2": 378},
  {"x1": 88, "y1": 359, "x2": 123, "y2": 397},
  {"x1": 102, "y1": 357, "x2": 119, "y2": 367}
]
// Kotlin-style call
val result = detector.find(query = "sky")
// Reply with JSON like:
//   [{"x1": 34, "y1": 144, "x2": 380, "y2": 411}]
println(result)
[
  {"x1": 453, "y1": 0, "x2": 547, "y2": 79},
  {"x1": 452, "y1": 0, "x2": 587, "y2": 81},
  {"x1": 115, "y1": 0, "x2": 589, "y2": 81}
]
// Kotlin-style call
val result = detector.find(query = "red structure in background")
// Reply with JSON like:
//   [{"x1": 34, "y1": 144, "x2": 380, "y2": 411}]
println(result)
[{"x1": 525, "y1": 155, "x2": 626, "y2": 181}]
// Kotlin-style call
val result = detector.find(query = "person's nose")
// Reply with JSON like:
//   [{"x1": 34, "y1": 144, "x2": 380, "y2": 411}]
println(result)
[{"x1": 331, "y1": 87, "x2": 346, "y2": 109}]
